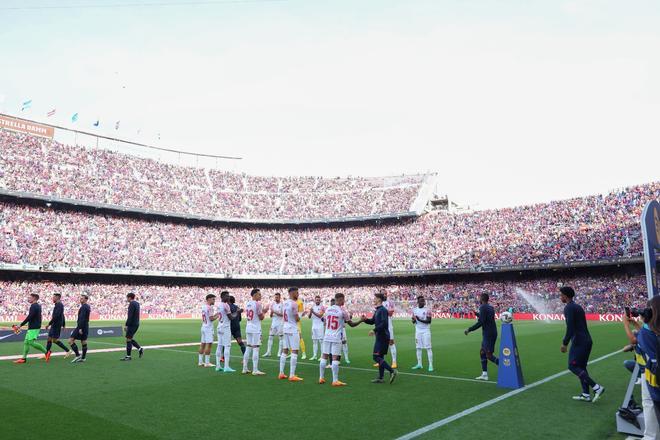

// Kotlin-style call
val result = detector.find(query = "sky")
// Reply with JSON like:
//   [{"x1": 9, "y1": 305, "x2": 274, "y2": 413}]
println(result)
[{"x1": 0, "y1": 0, "x2": 658, "y2": 209}]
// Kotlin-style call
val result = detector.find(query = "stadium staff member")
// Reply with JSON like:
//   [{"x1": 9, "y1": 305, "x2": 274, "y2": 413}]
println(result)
[
  {"x1": 464, "y1": 293, "x2": 499, "y2": 381},
  {"x1": 636, "y1": 296, "x2": 660, "y2": 427},
  {"x1": 623, "y1": 305, "x2": 658, "y2": 439},
  {"x1": 559, "y1": 286, "x2": 605, "y2": 402},
  {"x1": 357, "y1": 292, "x2": 397, "y2": 384},
  {"x1": 121, "y1": 292, "x2": 143, "y2": 361}
]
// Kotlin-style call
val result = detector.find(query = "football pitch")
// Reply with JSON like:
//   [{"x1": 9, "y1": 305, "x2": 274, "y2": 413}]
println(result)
[{"x1": 0, "y1": 319, "x2": 634, "y2": 439}]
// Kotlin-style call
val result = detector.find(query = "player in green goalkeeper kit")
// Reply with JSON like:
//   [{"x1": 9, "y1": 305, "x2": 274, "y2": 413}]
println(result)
[{"x1": 13, "y1": 293, "x2": 48, "y2": 364}]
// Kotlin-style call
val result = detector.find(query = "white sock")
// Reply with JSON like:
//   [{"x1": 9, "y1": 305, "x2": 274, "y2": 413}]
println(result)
[
  {"x1": 416, "y1": 348, "x2": 422, "y2": 366},
  {"x1": 198, "y1": 354, "x2": 203, "y2": 364},
  {"x1": 215, "y1": 345, "x2": 222, "y2": 365},
  {"x1": 266, "y1": 336, "x2": 273, "y2": 354},
  {"x1": 243, "y1": 347, "x2": 252, "y2": 370},
  {"x1": 224, "y1": 345, "x2": 231, "y2": 369},
  {"x1": 593, "y1": 384, "x2": 601, "y2": 391},
  {"x1": 204, "y1": 354, "x2": 210, "y2": 365},
  {"x1": 342, "y1": 343, "x2": 349, "y2": 361},
  {"x1": 331, "y1": 360, "x2": 340, "y2": 383},
  {"x1": 290, "y1": 353, "x2": 298, "y2": 377},
  {"x1": 312, "y1": 341, "x2": 318, "y2": 358},
  {"x1": 252, "y1": 347, "x2": 259, "y2": 371},
  {"x1": 390, "y1": 344, "x2": 397, "y2": 364},
  {"x1": 482, "y1": 371, "x2": 488, "y2": 376},
  {"x1": 319, "y1": 358, "x2": 327, "y2": 380},
  {"x1": 277, "y1": 338, "x2": 282, "y2": 357},
  {"x1": 279, "y1": 353, "x2": 287, "y2": 374},
  {"x1": 427, "y1": 349, "x2": 433, "y2": 367}
]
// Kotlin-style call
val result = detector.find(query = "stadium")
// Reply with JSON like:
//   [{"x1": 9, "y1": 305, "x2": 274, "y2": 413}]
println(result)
[{"x1": 1, "y1": 2, "x2": 660, "y2": 440}]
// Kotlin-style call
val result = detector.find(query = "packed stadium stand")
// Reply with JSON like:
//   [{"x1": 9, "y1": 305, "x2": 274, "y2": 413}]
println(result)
[{"x1": 1, "y1": 125, "x2": 658, "y2": 317}]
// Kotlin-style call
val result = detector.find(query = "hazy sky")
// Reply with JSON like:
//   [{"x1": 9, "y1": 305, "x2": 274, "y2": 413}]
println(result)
[{"x1": 1, "y1": 0, "x2": 658, "y2": 209}]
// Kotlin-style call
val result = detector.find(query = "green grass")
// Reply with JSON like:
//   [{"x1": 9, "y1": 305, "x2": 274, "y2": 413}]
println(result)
[{"x1": 0, "y1": 319, "x2": 635, "y2": 439}]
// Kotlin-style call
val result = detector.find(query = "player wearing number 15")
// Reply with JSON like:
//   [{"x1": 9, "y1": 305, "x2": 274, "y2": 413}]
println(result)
[
  {"x1": 243, "y1": 288, "x2": 269, "y2": 376},
  {"x1": 319, "y1": 293, "x2": 360, "y2": 386},
  {"x1": 279, "y1": 287, "x2": 304, "y2": 382}
]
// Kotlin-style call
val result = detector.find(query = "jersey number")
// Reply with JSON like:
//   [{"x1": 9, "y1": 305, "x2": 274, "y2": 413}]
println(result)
[{"x1": 326, "y1": 315, "x2": 339, "y2": 330}]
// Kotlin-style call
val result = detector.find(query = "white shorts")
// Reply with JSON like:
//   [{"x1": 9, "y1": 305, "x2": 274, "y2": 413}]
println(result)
[
  {"x1": 247, "y1": 332, "x2": 262, "y2": 346},
  {"x1": 388, "y1": 321, "x2": 395, "y2": 341},
  {"x1": 217, "y1": 328, "x2": 231, "y2": 346},
  {"x1": 270, "y1": 323, "x2": 283, "y2": 336},
  {"x1": 312, "y1": 326, "x2": 324, "y2": 340},
  {"x1": 282, "y1": 332, "x2": 300, "y2": 351},
  {"x1": 415, "y1": 332, "x2": 432, "y2": 349},
  {"x1": 201, "y1": 327, "x2": 214, "y2": 344},
  {"x1": 322, "y1": 341, "x2": 342, "y2": 356}
]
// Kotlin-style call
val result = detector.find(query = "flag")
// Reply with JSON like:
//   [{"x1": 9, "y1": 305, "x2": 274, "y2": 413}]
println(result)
[
  {"x1": 93, "y1": 120, "x2": 100, "y2": 127},
  {"x1": 46, "y1": 108, "x2": 56, "y2": 117},
  {"x1": 21, "y1": 100, "x2": 32, "y2": 111},
  {"x1": 115, "y1": 120, "x2": 120, "y2": 130},
  {"x1": 71, "y1": 113, "x2": 79, "y2": 123}
]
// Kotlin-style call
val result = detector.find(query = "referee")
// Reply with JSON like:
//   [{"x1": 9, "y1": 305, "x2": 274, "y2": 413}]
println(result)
[{"x1": 121, "y1": 292, "x2": 143, "y2": 361}]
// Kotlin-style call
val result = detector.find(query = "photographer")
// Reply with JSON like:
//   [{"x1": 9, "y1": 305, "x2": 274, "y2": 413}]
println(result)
[
  {"x1": 623, "y1": 306, "x2": 657, "y2": 439},
  {"x1": 635, "y1": 296, "x2": 660, "y2": 430}
]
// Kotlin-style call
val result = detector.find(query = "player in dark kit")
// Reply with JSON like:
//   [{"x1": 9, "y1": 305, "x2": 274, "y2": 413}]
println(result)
[
  {"x1": 45, "y1": 293, "x2": 72, "y2": 361},
  {"x1": 12, "y1": 294, "x2": 48, "y2": 364},
  {"x1": 464, "y1": 293, "x2": 499, "y2": 381},
  {"x1": 356, "y1": 293, "x2": 398, "y2": 384},
  {"x1": 559, "y1": 286, "x2": 605, "y2": 402},
  {"x1": 68, "y1": 294, "x2": 91, "y2": 364},
  {"x1": 121, "y1": 292, "x2": 143, "y2": 361},
  {"x1": 229, "y1": 295, "x2": 246, "y2": 355}
]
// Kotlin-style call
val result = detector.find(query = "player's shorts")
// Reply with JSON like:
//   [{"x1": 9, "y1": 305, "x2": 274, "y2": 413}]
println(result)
[
  {"x1": 569, "y1": 341, "x2": 593, "y2": 369},
  {"x1": 231, "y1": 325, "x2": 242, "y2": 340},
  {"x1": 373, "y1": 337, "x2": 390, "y2": 358},
  {"x1": 481, "y1": 336, "x2": 497, "y2": 354},
  {"x1": 246, "y1": 332, "x2": 262, "y2": 346},
  {"x1": 48, "y1": 326, "x2": 62, "y2": 339},
  {"x1": 70, "y1": 327, "x2": 88, "y2": 341},
  {"x1": 415, "y1": 331, "x2": 432, "y2": 349},
  {"x1": 217, "y1": 328, "x2": 232, "y2": 346},
  {"x1": 322, "y1": 340, "x2": 342, "y2": 356},
  {"x1": 125, "y1": 325, "x2": 139, "y2": 339},
  {"x1": 269, "y1": 323, "x2": 283, "y2": 336},
  {"x1": 201, "y1": 327, "x2": 214, "y2": 344},
  {"x1": 312, "y1": 326, "x2": 324, "y2": 340},
  {"x1": 282, "y1": 332, "x2": 300, "y2": 351},
  {"x1": 25, "y1": 329, "x2": 41, "y2": 342},
  {"x1": 388, "y1": 321, "x2": 395, "y2": 341}
]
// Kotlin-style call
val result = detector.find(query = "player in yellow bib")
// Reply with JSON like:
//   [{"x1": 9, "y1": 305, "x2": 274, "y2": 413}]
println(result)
[{"x1": 294, "y1": 290, "x2": 307, "y2": 360}]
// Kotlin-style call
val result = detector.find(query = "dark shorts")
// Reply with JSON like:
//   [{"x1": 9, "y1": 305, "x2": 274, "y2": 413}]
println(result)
[
  {"x1": 70, "y1": 327, "x2": 88, "y2": 341},
  {"x1": 481, "y1": 336, "x2": 497, "y2": 353},
  {"x1": 125, "y1": 326, "x2": 139, "y2": 339},
  {"x1": 569, "y1": 341, "x2": 592, "y2": 369},
  {"x1": 373, "y1": 338, "x2": 390, "y2": 357},
  {"x1": 231, "y1": 326, "x2": 242, "y2": 339},
  {"x1": 48, "y1": 326, "x2": 62, "y2": 339}
]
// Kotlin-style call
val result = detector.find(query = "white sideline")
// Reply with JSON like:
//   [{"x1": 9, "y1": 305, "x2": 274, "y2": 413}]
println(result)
[
  {"x1": 92, "y1": 341, "x2": 496, "y2": 384},
  {"x1": 394, "y1": 349, "x2": 623, "y2": 440},
  {"x1": 0, "y1": 342, "x2": 199, "y2": 361}
]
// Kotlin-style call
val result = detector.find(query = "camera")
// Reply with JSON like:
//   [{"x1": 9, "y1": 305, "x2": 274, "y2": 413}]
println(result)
[{"x1": 624, "y1": 306, "x2": 652, "y2": 321}]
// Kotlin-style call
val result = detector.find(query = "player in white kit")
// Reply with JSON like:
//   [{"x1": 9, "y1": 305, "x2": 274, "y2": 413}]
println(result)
[
  {"x1": 242, "y1": 288, "x2": 269, "y2": 375},
  {"x1": 319, "y1": 293, "x2": 360, "y2": 386},
  {"x1": 198, "y1": 294, "x2": 219, "y2": 367},
  {"x1": 216, "y1": 291, "x2": 239, "y2": 373},
  {"x1": 411, "y1": 295, "x2": 433, "y2": 372},
  {"x1": 263, "y1": 292, "x2": 283, "y2": 357},
  {"x1": 279, "y1": 287, "x2": 303, "y2": 382},
  {"x1": 308, "y1": 295, "x2": 326, "y2": 361}
]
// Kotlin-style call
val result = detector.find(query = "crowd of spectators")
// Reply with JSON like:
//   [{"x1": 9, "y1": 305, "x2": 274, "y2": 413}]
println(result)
[
  {"x1": 0, "y1": 181, "x2": 657, "y2": 275},
  {"x1": 0, "y1": 130, "x2": 423, "y2": 220},
  {"x1": 0, "y1": 273, "x2": 647, "y2": 320}
]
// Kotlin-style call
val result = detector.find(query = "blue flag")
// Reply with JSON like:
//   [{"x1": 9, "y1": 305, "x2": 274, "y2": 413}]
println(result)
[
  {"x1": 93, "y1": 120, "x2": 100, "y2": 127},
  {"x1": 71, "y1": 113, "x2": 79, "y2": 123},
  {"x1": 21, "y1": 100, "x2": 32, "y2": 111}
]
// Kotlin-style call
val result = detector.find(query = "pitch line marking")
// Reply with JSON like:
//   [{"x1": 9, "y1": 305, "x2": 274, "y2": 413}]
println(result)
[
  {"x1": 394, "y1": 349, "x2": 623, "y2": 440},
  {"x1": 45, "y1": 340, "x2": 497, "y2": 384},
  {"x1": 0, "y1": 342, "x2": 199, "y2": 361}
]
